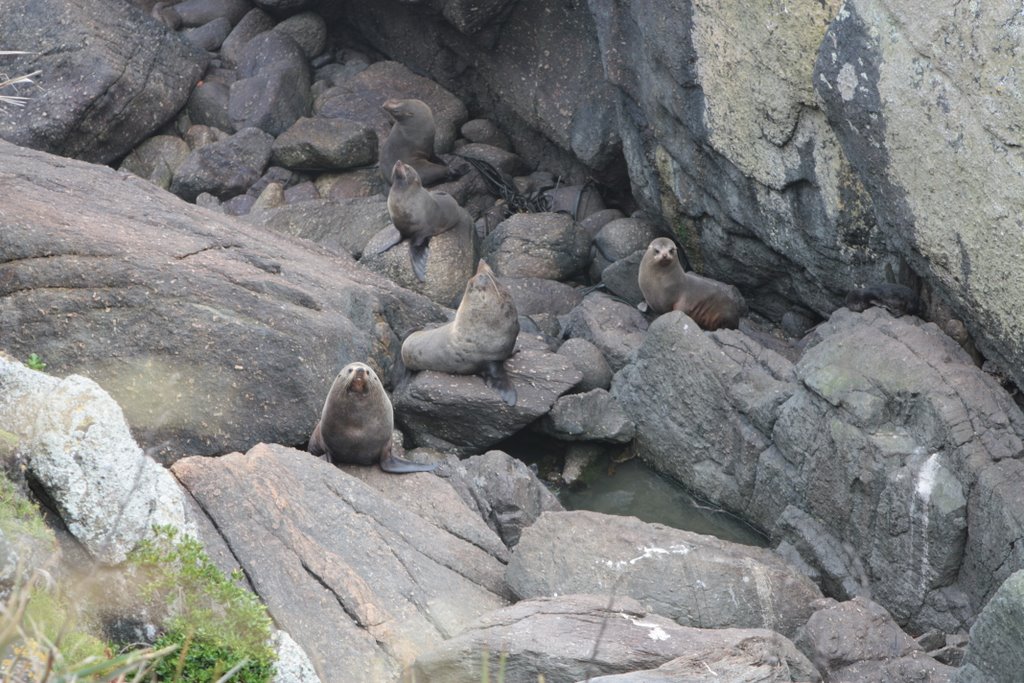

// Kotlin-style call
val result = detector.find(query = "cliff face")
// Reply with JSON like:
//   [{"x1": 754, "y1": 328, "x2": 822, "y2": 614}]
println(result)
[{"x1": 331, "y1": 0, "x2": 1024, "y2": 391}]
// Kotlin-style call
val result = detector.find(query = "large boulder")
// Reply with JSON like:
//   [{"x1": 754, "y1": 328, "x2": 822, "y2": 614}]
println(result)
[
  {"x1": 814, "y1": 0, "x2": 1024, "y2": 394},
  {"x1": 172, "y1": 443, "x2": 509, "y2": 682},
  {"x1": 613, "y1": 307, "x2": 1024, "y2": 633},
  {"x1": 0, "y1": 140, "x2": 442, "y2": 463},
  {"x1": 408, "y1": 594, "x2": 819, "y2": 683},
  {"x1": 507, "y1": 510, "x2": 823, "y2": 639},
  {"x1": 0, "y1": 0, "x2": 207, "y2": 164},
  {"x1": 0, "y1": 356, "x2": 195, "y2": 564},
  {"x1": 956, "y1": 570, "x2": 1024, "y2": 683}
]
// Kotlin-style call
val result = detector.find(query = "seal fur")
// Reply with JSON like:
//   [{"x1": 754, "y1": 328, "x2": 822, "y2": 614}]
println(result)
[
  {"x1": 379, "y1": 98, "x2": 451, "y2": 187},
  {"x1": 845, "y1": 283, "x2": 920, "y2": 317},
  {"x1": 379, "y1": 159, "x2": 473, "y2": 281},
  {"x1": 638, "y1": 237, "x2": 747, "y2": 331},
  {"x1": 308, "y1": 362, "x2": 436, "y2": 473},
  {"x1": 401, "y1": 260, "x2": 520, "y2": 405}
]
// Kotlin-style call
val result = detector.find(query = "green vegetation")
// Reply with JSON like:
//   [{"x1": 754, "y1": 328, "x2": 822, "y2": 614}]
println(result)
[
  {"x1": 25, "y1": 353, "x2": 46, "y2": 372},
  {"x1": 129, "y1": 525, "x2": 276, "y2": 682},
  {"x1": 0, "y1": 474, "x2": 51, "y2": 542}
]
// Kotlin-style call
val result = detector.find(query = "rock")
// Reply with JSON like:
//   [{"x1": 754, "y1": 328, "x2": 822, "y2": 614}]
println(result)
[
  {"x1": 229, "y1": 31, "x2": 312, "y2": 136},
  {"x1": 119, "y1": 135, "x2": 191, "y2": 190},
  {"x1": 172, "y1": 443, "x2": 508, "y2": 682},
  {"x1": 796, "y1": 597, "x2": 955, "y2": 683},
  {"x1": 0, "y1": 140, "x2": 443, "y2": 462},
  {"x1": 444, "y1": 450, "x2": 564, "y2": 548},
  {"x1": 186, "y1": 79, "x2": 234, "y2": 133},
  {"x1": 507, "y1": 511, "x2": 823, "y2": 639},
  {"x1": 0, "y1": 356, "x2": 196, "y2": 565},
  {"x1": 170, "y1": 126, "x2": 274, "y2": 201},
  {"x1": 556, "y1": 337, "x2": 613, "y2": 393},
  {"x1": 815, "y1": 0, "x2": 1024, "y2": 395},
  {"x1": 563, "y1": 292, "x2": 648, "y2": 371},
  {"x1": 283, "y1": 181, "x2": 319, "y2": 204},
  {"x1": 956, "y1": 570, "x2": 1024, "y2": 683},
  {"x1": 455, "y1": 142, "x2": 529, "y2": 177},
  {"x1": 599, "y1": 249, "x2": 645, "y2": 305},
  {"x1": 315, "y1": 61, "x2": 468, "y2": 155},
  {"x1": 579, "y1": 208, "x2": 625, "y2": 239},
  {"x1": 393, "y1": 349, "x2": 581, "y2": 454},
  {"x1": 221, "y1": 8, "x2": 275, "y2": 67},
  {"x1": 0, "y1": 0, "x2": 207, "y2": 164},
  {"x1": 251, "y1": 0, "x2": 311, "y2": 13},
  {"x1": 183, "y1": 17, "x2": 232, "y2": 52},
  {"x1": 408, "y1": 594, "x2": 819, "y2": 683},
  {"x1": 270, "y1": 117, "x2": 378, "y2": 171},
  {"x1": 461, "y1": 119, "x2": 510, "y2": 149},
  {"x1": 250, "y1": 197, "x2": 391, "y2": 258},
  {"x1": 318, "y1": 167, "x2": 386, "y2": 200},
  {"x1": 270, "y1": 630, "x2": 319, "y2": 683},
  {"x1": 273, "y1": 11, "x2": 327, "y2": 59},
  {"x1": 482, "y1": 212, "x2": 591, "y2": 280},
  {"x1": 537, "y1": 389, "x2": 635, "y2": 443},
  {"x1": 499, "y1": 277, "x2": 583, "y2": 317},
  {"x1": 171, "y1": 0, "x2": 251, "y2": 27},
  {"x1": 589, "y1": 217, "x2": 662, "y2": 282}
]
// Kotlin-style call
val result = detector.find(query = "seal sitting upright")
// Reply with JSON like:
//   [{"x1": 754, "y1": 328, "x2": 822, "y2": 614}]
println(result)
[
  {"x1": 308, "y1": 362, "x2": 436, "y2": 473},
  {"x1": 381, "y1": 159, "x2": 474, "y2": 282},
  {"x1": 379, "y1": 98, "x2": 452, "y2": 187},
  {"x1": 638, "y1": 237, "x2": 747, "y2": 331},
  {"x1": 401, "y1": 260, "x2": 520, "y2": 405}
]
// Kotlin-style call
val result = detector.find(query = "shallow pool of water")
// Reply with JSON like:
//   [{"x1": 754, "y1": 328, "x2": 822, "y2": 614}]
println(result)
[{"x1": 558, "y1": 459, "x2": 769, "y2": 547}]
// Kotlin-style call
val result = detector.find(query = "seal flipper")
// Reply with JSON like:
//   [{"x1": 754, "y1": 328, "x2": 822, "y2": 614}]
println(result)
[
  {"x1": 307, "y1": 422, "x2": 331, "y2": 463},
  {"x1": 483, "y1": 360, "x2": 516, "y2": 406},
  {"x1": 379, "y1": 442, "x2": 438, "y2": 473},
  {"x1": 409, "y1": 238, "x2": 431, "y2": 282}
]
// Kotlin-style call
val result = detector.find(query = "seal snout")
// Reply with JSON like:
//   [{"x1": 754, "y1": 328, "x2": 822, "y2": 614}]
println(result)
[
  {"x1": 348, "y1": 366, "x2": 369, "y2": 394},
  {"x1": 392, "y1": 160, "x2": 408, "y2": 182}
]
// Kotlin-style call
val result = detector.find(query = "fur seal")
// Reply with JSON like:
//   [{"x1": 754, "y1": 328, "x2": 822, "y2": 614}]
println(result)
[
  {"x1": 401, "y1": 260, "x2": 520, "y2": 405},
  {"x1": 380, "y1": 98, "x2": 451, "y2": 187},
  {"x1": 845, "y1": 283, "x2": 920, "y2": 317},
  {"x1": 638, "y1": 237, "x2": 747, "y2": 331},
  {"x1": 376, "y1": 159, "x2": 473, "y2": 281},
  {"x1": 308, "y1": 362, "x2": 436, "y2": 473}
]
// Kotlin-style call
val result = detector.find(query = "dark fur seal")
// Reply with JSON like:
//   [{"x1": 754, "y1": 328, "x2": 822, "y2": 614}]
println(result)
[
  {"x1": 308, "y1": 362, "x2": 436, "y2": 473},
  {"x1": 377, "y1": 159, "x2": 473, "y2": 281},
  {"x1": 379, "y1": 98, "x2": 451, "y2": 187},
  {"x1": 401, "y1": 260, "x2": 520, "y2": 405},
  {"x1": 638, "y1": 237, "x2": 747, "y2": 331},
  {"x1": 845, "y1": 283, "x2": 920, "y2": 317}
]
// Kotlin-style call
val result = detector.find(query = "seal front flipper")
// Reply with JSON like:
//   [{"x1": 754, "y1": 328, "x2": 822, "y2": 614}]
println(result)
[
  {"x1": 379, "y1": 442, "x2": 438, "y2": 473},
  {"x1": 307, "y1": 421, "x2": 331, "y2": 463},
  {"x1": 483, "y1": 360, "x2": 516, "y2": 406},
  {"x1": 409, "y1": 238, "x2": 431, "y2": 282}
]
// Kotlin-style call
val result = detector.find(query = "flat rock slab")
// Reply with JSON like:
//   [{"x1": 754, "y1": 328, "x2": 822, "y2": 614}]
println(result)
[
  {"x1": 507, "y1": 510, "x2": 822, "y2": 639},
  {"x1": 408, "y1": 594, "x2": 819, "y2": 683},
  {"x1": 172, "y1": 443, "x2": 509, "y2": 682},
  {"x1": 0, "y1": 140, "x2": 442, "y2": 462}
]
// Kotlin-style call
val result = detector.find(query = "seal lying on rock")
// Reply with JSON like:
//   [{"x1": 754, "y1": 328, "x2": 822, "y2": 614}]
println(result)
[
  {"x1": 308, "y1": 362, "x2": 436, "y2": 473},
  {"x1": 845, "y1": 283, "x2": 920, "y2": 317},
  {"x1": 379, "y1": 98, "x2": 452, "y2": 187},
  {"x1": 373, "y1": 159, "x2": 473, "y2": 282},
  {"x1": 638, "y1": 237, "x2": 747, "y2": 331},
  {"x1": 401, "y1": 260, "x2": 520, "y2": 405}
]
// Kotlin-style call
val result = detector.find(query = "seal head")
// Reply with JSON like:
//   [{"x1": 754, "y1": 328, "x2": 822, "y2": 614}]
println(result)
[{"x1": 308, "y1": 362, "x2": 436, "y2": 473}]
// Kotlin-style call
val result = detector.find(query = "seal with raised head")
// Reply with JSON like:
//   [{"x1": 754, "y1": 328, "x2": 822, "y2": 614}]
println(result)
[
  {"x1": 845, "y1": 283, "x2": 920, "y2": 317},
  {"x1": 308, "y1": 362, "x2": 436, "y2": 473},
  {"x1": 376, "y1": 159, "x2": 473, "y2": 281},
  {"x1": 638, "y1": 237, "x2": 747, "y2": 331},
  {"x1": 401, "y1": 260, "x2": 520, "y2": 405},
  {"x1": 379, "y1": 98, "x2": 451, "y2": 187}
]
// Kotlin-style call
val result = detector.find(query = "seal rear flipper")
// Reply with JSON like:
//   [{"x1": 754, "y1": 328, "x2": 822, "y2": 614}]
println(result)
[
  {"x1": 379, "y1": 443, "x2": 438, "y2": 473},
  {"x1": 483, "y1": 361, "x2": 516, "y2": 406},
  {"x1": 409, "y1": 239, "x2": 431, "y2": 282}
]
